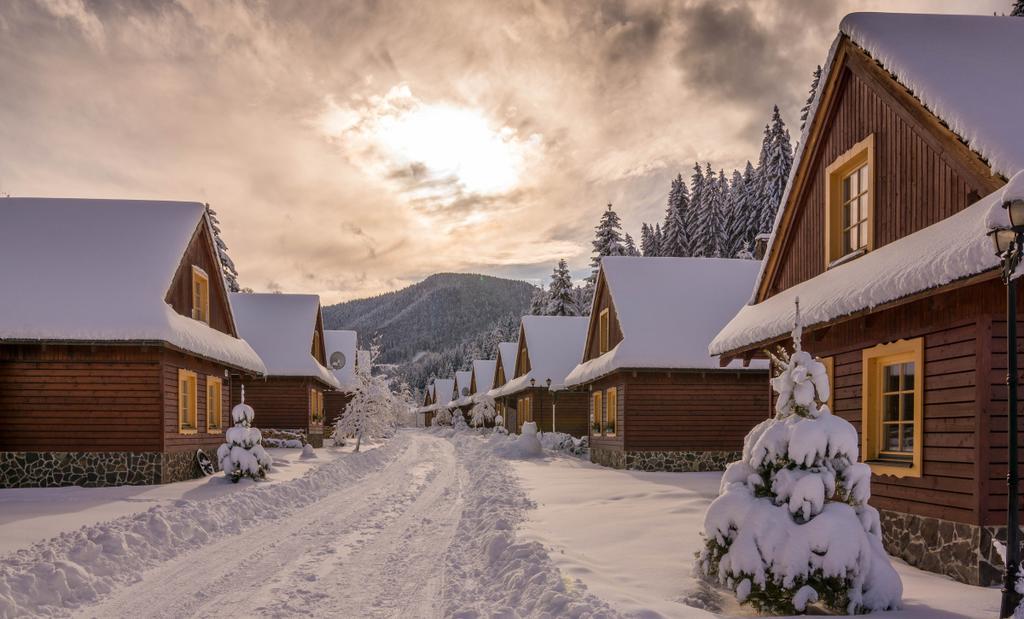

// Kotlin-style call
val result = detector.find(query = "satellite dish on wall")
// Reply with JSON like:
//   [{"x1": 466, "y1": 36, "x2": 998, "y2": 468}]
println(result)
[
  {"x1": 461, "y1": 387, "x2": 470, "y2": 396},
  {"x1": 329, "y1": 351, "x2": 347, "y2": 370}
]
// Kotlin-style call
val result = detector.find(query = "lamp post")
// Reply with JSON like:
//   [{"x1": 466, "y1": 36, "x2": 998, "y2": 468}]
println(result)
[
  {"x1": 546, "y1": 378, "x2": 555, "y2": 433},
  {"x1": 990, "y1": 197, "x2": 1024, "y2": 619}
]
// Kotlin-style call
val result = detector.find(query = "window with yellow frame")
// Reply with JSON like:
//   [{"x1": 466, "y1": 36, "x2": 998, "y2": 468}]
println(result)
[
  {"x1": 599, "y1": 309, "x2": 610, "y2": 354},
  {"x1": 178, "y1": 369, "x2": 198, "y2": 434},
  {"x1": 825, "y1": 135, "x2": 874, "y2": 267},
  {"x1": 309, "y1": 388, "x2": 324, "y2": 425},
  {"x1": 821, "y1": 356, "x2": 835, "y2": 410},
  {"x1": 604, "y1": 387, "x2": 617, "y2": 436},
  {"x1": 206, "y1": 376, "x2": 223, "y2": 432},
  {"x1": 591, "y1": 390, "x2": 602, "y2": 435},
  {"x1": 518, "y1": 396, "x2": 532, "y2": 424},
  {"x1": 191, "y1": 266, "x2": 210, "y2": 323},
  {"x1": 861, "y1": 338, "x2": 924, "y2": 478}
]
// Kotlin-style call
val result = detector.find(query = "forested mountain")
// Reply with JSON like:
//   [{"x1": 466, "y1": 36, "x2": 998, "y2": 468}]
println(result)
[{"x1": 322, "y1": 273, "x2": 535, "y2": 389}]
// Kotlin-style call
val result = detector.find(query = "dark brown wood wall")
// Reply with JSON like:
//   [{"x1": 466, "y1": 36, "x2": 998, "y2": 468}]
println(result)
[
  {"x1": 587, "y1": 375, "x2": 625, "y2": 452},
  {"x1": 165, "y1": 221, "x2": 234, "y2": 335},
  {"x1": 522, "y1": 388, "x2": 589, "y2": 437},
  {"x1": 231, "y1": 375, "x2": 317, "y2": 433},
  {"x1": 583, "y1": 275, "x2": 623, "y2": 362},
  {"x1": 0, "y1": 344, "x2": 163, "y2": 451},
  {"x1": 324, "y1": 391, "x2": 352, "y2": 428},
  {"x1": 159, "y1": 348, "x2": 232, "y2": 452},
  {"x1": 765, "y1": 54, "x2": 995, "y2": 298}
]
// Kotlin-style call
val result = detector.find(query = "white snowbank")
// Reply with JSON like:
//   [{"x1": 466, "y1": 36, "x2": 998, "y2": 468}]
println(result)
[
  {"x1": 565, "y1": 257, "x2": 766, "y2": 387},
  {"x1": 0, "y1": 198, "x2": 265, "y2": 374},
  {"x1": 229, "y1": 292, "x2": 340, "y2": 388},
  {"x1": 490, "y1": 421, "x2": 544, "y2": 459}
]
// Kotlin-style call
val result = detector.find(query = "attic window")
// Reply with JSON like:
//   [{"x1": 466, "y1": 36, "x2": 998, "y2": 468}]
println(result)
[
  {"x1": 191, "y1": 266, "x2": 210, "y2": 323},
  {"x1": 599, "y1": 309, "x2": 610, "y2": 354},
  {"x1": 825, "y1": 135, "x2": 874, "y2": 267},
  {"x1": 312, "y1": 332, "x2": 322, "y2": 361}
]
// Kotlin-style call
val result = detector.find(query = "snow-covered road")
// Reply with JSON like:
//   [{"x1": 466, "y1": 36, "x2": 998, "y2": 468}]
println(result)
[
  {"x1": 2, "y1": 430, "x2": 613, "y2": 618},
  {"x1": 77, "y1": 433, "x2": 462, "y2": 618}
]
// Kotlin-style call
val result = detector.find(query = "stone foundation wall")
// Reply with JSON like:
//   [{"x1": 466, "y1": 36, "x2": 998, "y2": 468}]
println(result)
[
  {"x1": 879, "y1": 509, "x2": 1004, "y2": 586},
  {"x1": 590, "y1": 448, "x2": 738, "y2": 472},
  {"x1": 0, "y1": 449, "x2": 220, "y2": 488}
]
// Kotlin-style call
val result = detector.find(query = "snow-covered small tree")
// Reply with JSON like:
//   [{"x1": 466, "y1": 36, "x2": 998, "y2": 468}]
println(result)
[
  {"x1": 432, "y1": 406, "x2": 453, "y2": 427},
  {"x1": 757, "y1": 106, "x2": 794, "y2": 236},
  {"x1": 696, "y1": 302, "x2": 901, "y2": 615},
  {"x1": 546, "y1": 259, "x2": 580, "y2": 316},
  {"x1": 452, "y1": 410, "x2": 469, "y2": 431},
  {"x1": 335, "y1": 346, "x2": 396, "y2": 451},
  {"x1": 589, "y1": 203, "x2": 627, "y2": 283},
  {"x1": 799, "y1": 66, "x2": 822, "y2": 133},
  {"x1": 624, "y1": 233, "x2": 640, "y2": 256},
  {"x1": 204, "y1": 204, "x2": 241, "y2": 293},
  {"x1": 470, "y1": 395, "x2": 496, "y2": 428},
  {"x1": 640, "y1": 223, "x2": 656, "y2": 256},
  {"x1": 653, "y1": 223, "x2": 664, "y2": 257},
  {"x1": 217, "y1": 387, "x2": 273, "y2": 483},
  {"x1": 662, "y1": 173, "x2": 690, "y2": 257}
]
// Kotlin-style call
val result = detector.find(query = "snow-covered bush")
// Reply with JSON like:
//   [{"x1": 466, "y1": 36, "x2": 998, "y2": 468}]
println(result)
[
  {"x1": 696, "y1": 306, "x2": 901, "y2": 615},
  {"x1": 217, "y1": 388, "x2": 273, "y2": 483},
  {"x1": 540, "y1": 432, "x2": 588, "y2": 456},
  {"x1": 335, "y1": 343, "x2": 403, "y2": 451},
  {"x1": 433, "y1": 407, "x2": 453, "y2": 427},
  {"x1": 470, "y1": 396, "x2": 497, "y2": 428},
  {"x1": 493, "y1": 415, "x2": 507, "y2": 435},
  {"x1": 452, "y1": 410, "x2": 469, "y2": 431}
]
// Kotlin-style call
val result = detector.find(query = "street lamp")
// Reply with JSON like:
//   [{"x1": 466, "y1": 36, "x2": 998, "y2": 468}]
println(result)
[
  {"x1": 546, "y1": 378, "x2": 555, "y2": 433},
  {"x1": 990, "y1": 197, "x2": 1024, "y2": 619}
]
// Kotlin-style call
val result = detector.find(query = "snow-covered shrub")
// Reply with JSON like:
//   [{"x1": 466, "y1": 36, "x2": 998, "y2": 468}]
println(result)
[
  {"x1": 452, "y1": 410, "x2": 469, "y2": 431},
  {"x1": 433, "y1": 407, "x2": 453, "y2": 427},
  {"x1": 470, "y1": 396, "x2": 497, "y2": 428},
  {"x1": 696, "y1": 306, "x2": 901, "y2": 615},
  {"x1": 217, "y1": 388, "x2": 273, "y2": 483},
  {"x1": 335, "y1": 343, "x2": 402, "y2": 451},
  {"x1": 540, "y1": 432, "x2": 588, "y2": 456}
]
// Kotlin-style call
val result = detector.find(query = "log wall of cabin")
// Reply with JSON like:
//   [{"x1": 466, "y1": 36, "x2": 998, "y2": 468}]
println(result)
[
  {"x1": 764, "y1": 48, "x2": 997, "y2": 298},
  {"x1": 231, "y1": 375, "x2": 318, "y2": 433},
  {"x1": 165, "y1": 222, "x2": 234, "y2": 335},
  {"x1": 0, "y1": 344, "x2": 163, "y2": 451},
  {"x1": 159, "y1": 348, "x2": 232, "y2": 453},
  {"x1": 324, "y1": 390, "x2": 353, "y2": 428},
  {"x1": 588, "y1": 374, "x2": 626, "y2": 452},
  {"x1": 584, "y1": 278, "x2": 623, "y2": 361}
]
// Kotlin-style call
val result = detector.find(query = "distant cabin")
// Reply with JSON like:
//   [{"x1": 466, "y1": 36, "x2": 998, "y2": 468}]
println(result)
[
  {"x1": 417, "y1": 382, "x2": 435, "y2": 427},
  {"x1": 710, "y1": 13, "x2": 1023, "y2": 586},
  {"x1": 229, "y1": 293, "x2": 340, "y2": 447},
  {"x1": 564, "y1": 256, "x2": 768, "y2": 472},
  {"x1": 323, "y1": 329, "x2": 358, "y2": 430},
  {"x1": 468, "y1": 359, "x2": 497, "y2": 425},
  {"x1": 490, "y1": 341, "x2": 519, "y2": 429},
  {"x1": 450, "y1": 369, "x2": 473, "y2": 416},
  {"x1": 489, "y1": 316, "x2": 590, "y2": 436},
  {"x1": 430, "y1": 378, "x2": 456, "y2": 425},
  {"x1": 0, "y1": 198, "x2": 266, "y2": 487}
]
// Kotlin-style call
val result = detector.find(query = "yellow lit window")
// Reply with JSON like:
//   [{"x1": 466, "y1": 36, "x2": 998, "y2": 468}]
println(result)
[
  {"x1": 206, "y1": 376, "x2": 223, "y2": 432},
  {"x1": 826, "y1": 135, "x2": 874, "y2": 266},
  {"x1": 178, "y1": 369, "x2": 198, "y2": 434},
  {"x1": 592, "y1": 390, "x2": 603, "y2": 435},
  {"x1": 312, "y1": 332, "x2": 322, "y2": 361},
  {"x1": 518, "y1": 396, "x2": 532, "y2": 423},
  {"x1": 599, "y1": 309, "x2": 610, "y2": 354},
  {"x1": 821, "y1": 356, "x2": 835, "y2": 410},
  {"x1": 862, "y1": 338, "x2": 923, "y2": 478},
  {"x1": 309, "y1": 388, "x2": 324, "y2": 425},
  {"x1": 191, "y1": 266, "x2": 210, "y2": 323},
  {"x1": 605, "y1": 387, "x2": 617, "y2": 436}
]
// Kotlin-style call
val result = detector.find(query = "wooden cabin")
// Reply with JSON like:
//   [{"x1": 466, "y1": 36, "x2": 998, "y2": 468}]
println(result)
[
  {"x1": 0, "y1": 198, "x2": 266, "y2": 487},
  {"x1": 450, "y1": 370, "x2": 474, "y2": 417},
  {"x1": 565, "y1": 256, "x2": 769, "y2": 472},
  {"x1": 709, "y1": 13, "x2": 1024, "y2": 586},
  {"x1": 489, "y1": 342, "x2": 519, "y2": 430},
  {"x1": 468, "y1": 359, "x2": 497, "y2": 426},
  {"x1": 229, "y1": 293, "x2": 340, "y2": 447},
  {"x1": 323, "y1": 329, "x2": 358, "y2": 432},
  {"x1": 417, "y1": 383, "x2": 435, "y2": 427},
  {"x1": 489, "y1": 316, "x2": 590, "y2": 436},
  {"x1": 430, "y1": 378, "x2": 455, "y2": 425}
]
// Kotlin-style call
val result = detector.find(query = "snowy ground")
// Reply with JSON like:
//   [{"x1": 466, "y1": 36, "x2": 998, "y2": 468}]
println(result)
[
  {"x1": 512, "y1": 449, "x2": 1000, "y2": 619},
  {"x1": 0, "y1": 430, "x2": 1001, "y2": 618}
]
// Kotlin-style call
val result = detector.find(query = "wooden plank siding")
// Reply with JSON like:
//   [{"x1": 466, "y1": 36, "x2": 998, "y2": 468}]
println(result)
[
  {"x1": 164, "y1": 220, "x2": 235, "y2": 336},
  {"x1": 324, "y1": 390, "x2": 353, "y2": 428},
  {"x1": 160, "y1": 348, "x2": 232, "y2": 453},
  {"x1": 583, "y1": 274, "x2": 623, "y2": 361},
  {"x1": 763, "y1": 46, "x2": 998, "y2": 299},
  {"x1": 231, "y1": 375, "x2": 319, "y2": 434}
]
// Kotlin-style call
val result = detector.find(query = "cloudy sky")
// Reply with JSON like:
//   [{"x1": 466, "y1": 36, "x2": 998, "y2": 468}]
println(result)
[{"x1": 0, "y1": 0, "x2": 1006, "y2": 303}]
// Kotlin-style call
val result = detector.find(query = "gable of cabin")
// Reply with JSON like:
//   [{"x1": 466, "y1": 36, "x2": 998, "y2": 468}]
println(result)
[
  {"x1": 311, "y1": 306, "x2": 327, "y2": 367},
  {"x1": 514, "y1": 325, "x2": 531, "y2": 378},
  {"x1": 493, "y1": 355, "x2": 507, "y2": 387},
  {"x1": 582, "y1": 268, "x2": 623, "y2": 362},
  {"x1": 759, "y1": 36, "x2": 1004, "y2": 302},
  {"x1": 165, "y1": 219, "x2": 236, "y2": 336}
]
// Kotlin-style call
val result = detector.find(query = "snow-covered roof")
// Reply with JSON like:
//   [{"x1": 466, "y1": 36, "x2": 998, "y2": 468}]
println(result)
[
  {"x1": 472, "y1": 359, "x2": 497, "y2": 394},
  {"x1": 490, "y1": 316, "x2": 589, "y2": 397},
  {"x1": 496, "y1": 342, "x2": 518, "y2": 386},
  {"x1": 710, "y1": 171, "x2": 1024, "y2": 355},
  {"x1": 229, "y1": 293, "x2": 340, "y2": 388},
  {"x1": 0, "y1": 197, "x2": 265, "y2": 374},
  {"x1": 454, "y1": 370, "x2": 473, "y2": 398},
  {"x1": 324, "y1": 330, "x2": 359, "y2": 391},
  {"x1": 565, "y1": 257, "x2": 767, "y2": 387},
  {"x1": 840, "y1": 12, "x2": 1024, "y2": 179},
  {"x1": 433, "y1": 378, "x2": 455, "y2": 408}
]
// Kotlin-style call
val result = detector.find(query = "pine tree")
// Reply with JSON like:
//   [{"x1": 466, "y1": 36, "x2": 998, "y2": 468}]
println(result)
[
  {"x1": 624, "y1": 233, "x2": 640, "y2": 256},
  {"x1": 722, "y1": 169, "x2": 748, "y2": 258},
  {"x1": 740, "y1": 161, "x2": 759, "y2": 254},
  {"x1": 692, "y1": 162, "x2": 721, "y2": 257},
  {"x1": 529, "y1": 286, "x2": 549, "y2": 316},
  {"x1": 545, "y1": 259, "x2": 580, "y2": 316},
  {"x1": 589, "y1": 203, "x2": 627, "y2": 283},
  {"x1": 573, "y1": 285, "x2": 593, "y2": 315},
  {"x1": 799, "y1": 65, "x2": 822, "y2": 133},
  {"x1": 217, "y1": 387, "x2": 273, "y2": 482},
  {"x1": 662, "y1": 173, "x2": 689, "y2": 257},
  {"x1": 686, "y1": 163, "x2": 705, "y2": 256},
  {"x1": 205, "y1": 204, "x2": 241, "y2": 293},
  {"x1": 714, "y1": 169, "x2": 729, "y2": 257},
  {"x1": 653, "y1": 223, "x2": 664, "y2": 257},
  {"x1": 640, "y1": 223, "x2": 656, "y2": 256},
  {"x1": 697, "y1": 305, "x2": 902, "y2": 614},
  {"x1": 757, "y1": 106, "x2": 793, "y2": 236},
  {"x1": 1012, "y1": 0, "x2": 1024, "y2": 16}
]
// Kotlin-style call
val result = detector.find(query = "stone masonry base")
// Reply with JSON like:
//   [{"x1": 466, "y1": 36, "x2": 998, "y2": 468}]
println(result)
[
  {"x1": 590, "y1": 447, "x2": 739, "y2": 472},
  {"x1": 879, "y1": 509, "x2": 1005, "y2": 586},
  {"x1": 0, "y1": 449, "x2": 221, "y2": 488}
]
